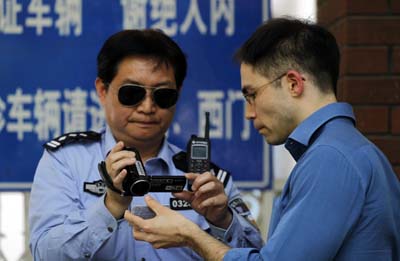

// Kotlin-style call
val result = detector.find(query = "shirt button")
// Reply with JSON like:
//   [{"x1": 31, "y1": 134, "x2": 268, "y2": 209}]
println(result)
[
  {"x1": 107, "y1": 226, "x2": 114, "y2": 232},
  {"x1": 227, "y1": 236, "x2": 232, "y2": 242},
  {"x1": 141, "y1": 258, "x2": 146, "y2": 261},
  {"x1": 84, "y1": 252, "x2": 91, "y2": 258}
]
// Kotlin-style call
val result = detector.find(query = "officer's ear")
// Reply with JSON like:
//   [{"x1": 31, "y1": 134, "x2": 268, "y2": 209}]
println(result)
[{"x1": 95, "y1": 78, "x2": 107, "y2": 106}]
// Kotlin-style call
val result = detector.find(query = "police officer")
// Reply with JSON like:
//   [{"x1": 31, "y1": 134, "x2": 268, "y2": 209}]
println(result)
[{"x1": 29, "y1": 29, "x2": 263, "y2": 260}]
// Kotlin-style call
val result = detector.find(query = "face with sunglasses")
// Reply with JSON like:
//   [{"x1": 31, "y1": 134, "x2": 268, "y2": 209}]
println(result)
[{"x1": 96, "y1": 56, "x2": 179, "y2": 148}]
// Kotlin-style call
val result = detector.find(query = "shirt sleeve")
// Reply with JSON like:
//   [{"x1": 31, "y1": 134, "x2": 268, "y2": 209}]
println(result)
[
  {"x1": 29, "y1": 150, "x2": 122, "y2": 260},
  {"x1": 207, "y1": 176, "x2": 264, "y2": 249},
  {"x1": 223, "y1": 145, "x2": 366, "y2": 261}
]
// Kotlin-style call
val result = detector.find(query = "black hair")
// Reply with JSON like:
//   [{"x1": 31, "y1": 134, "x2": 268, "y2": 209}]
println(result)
[
  {"x1": 97, "y1": 29, "x2": 187, "y2": 89},
  {"x1": 235, "y1": 17, "x2": 340, "y2": 94}
]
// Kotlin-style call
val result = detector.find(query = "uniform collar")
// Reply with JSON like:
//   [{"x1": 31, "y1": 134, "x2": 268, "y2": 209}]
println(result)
[
  {"x1": 154, "y1": 137, "x2": 174, "y2": 167},
  {"x1": 285, "y1": 102, "x2": 355, "y2": 161}
]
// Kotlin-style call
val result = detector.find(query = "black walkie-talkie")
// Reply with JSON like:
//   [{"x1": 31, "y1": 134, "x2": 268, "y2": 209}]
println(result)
[{"x1": 187, "y1": 112, "x2": 211, "y2": 191}]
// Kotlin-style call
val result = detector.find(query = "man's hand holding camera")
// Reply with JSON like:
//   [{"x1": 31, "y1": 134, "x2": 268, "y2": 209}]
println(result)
[
  {"x1": 104, "y1": 141, "x2": 135, "y2": 218},
  {"x1": 101, "y1": 142, "x2": 232, "y2": 227}
]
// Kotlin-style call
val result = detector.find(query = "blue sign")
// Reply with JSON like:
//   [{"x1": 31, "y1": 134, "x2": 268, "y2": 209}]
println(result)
[{"x1": 0, "y1": 0, "x2": 272, "y2": 190}]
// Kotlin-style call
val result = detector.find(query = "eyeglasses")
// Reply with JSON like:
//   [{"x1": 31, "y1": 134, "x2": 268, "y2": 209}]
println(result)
[
  {"x1": 242, "y1": 72, "x2": 286, "y2": 105},
  {"x1": 117, "y1": 84, "x2": 179, "y2": 109}
]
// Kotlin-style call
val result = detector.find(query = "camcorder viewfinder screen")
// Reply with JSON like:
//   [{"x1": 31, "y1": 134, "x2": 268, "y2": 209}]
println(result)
[{"x1": 191, "y1": 145, "x2": 208, "y2": 159}]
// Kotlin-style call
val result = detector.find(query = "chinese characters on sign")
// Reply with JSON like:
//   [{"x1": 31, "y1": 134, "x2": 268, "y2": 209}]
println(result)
[
  {"x1": 121, "y1": 0, "x2": 235, "y2": 36},
  {"x1": 1, "y1": 0, "x2": 235, "y2": 37},
  {"x1": 197, "y1": 90, "x2": 250, "y2": 141},
  {"x1": 2, "y1": 87, "x2": 103, "y2": 141},
  {"x1": 0, "y1": 0, "x2": 82, "y2": 36},
  {"x1": 0, "y1": 88, "x2": 249, "y2": 142},
  {"x1": 0, "y1": 0, "x2": 271, "y2": 188}
]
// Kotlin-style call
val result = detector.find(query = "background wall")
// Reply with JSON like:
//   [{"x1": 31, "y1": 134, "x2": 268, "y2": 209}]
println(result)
[{"x1": 318, "y1": 0, "x2": 400, "y2": 179}]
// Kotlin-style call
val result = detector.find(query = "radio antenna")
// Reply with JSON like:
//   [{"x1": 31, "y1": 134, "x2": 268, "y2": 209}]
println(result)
[{"x1": 204, "y1": 112, "x2": 210, "y2": 139}]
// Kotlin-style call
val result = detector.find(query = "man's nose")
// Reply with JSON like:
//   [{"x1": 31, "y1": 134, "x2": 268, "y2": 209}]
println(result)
[
  {"x1": 245, "y1": 102, "x2": 256, "y2": 120},
  {"x1": 136, "y1": 91, "x2": 156, "y2": 113}
]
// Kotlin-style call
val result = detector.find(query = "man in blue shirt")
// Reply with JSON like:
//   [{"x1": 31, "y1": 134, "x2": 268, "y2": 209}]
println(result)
[
  {"x1": 29, "y1": 29, "x2": 263, "y2": 260},
  {"x1": 124, "y1": 17, "x2": 400, "y2": 260}
]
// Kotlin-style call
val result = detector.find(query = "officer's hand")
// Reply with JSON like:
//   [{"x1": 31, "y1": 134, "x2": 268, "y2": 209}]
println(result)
[
  {"x1": 173, "y1": 173, "x2": 232, "y2": 229},
  {"x1": 104, "y1": 141, "x2": 136, "y2": 218},
  {"x1": 124, "y1": 195, "x2": 200, "y2": 249}
]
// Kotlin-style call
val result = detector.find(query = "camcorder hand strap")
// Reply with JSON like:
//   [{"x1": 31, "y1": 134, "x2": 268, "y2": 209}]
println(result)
[{"x1": 98, "y1": 161, "x2": 125, "y2": 196}]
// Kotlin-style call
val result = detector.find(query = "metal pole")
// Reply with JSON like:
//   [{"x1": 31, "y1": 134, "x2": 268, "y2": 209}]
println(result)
[
  {"x1": 18, "y1": 192, "x2": 32, "y2": 261},
  {"x1": 0, "y1": 194, "x2": 8, "y2": 261}
]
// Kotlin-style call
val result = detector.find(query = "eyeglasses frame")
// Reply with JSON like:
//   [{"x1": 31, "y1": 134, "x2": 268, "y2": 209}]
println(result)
[{"x1": 242, "y1": 72, "x2": 287, "y2": 105}]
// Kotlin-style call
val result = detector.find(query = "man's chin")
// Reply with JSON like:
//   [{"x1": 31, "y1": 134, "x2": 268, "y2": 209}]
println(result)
[
  {"x1": 264, "y1": 136, "x2": 285, "y2": 146},
  {"x1": 135, "y1": 134, "x2": 161, "y2": 142},
  {"x1": 122, "y1": 131, "x2": 162, "y2": 143}
]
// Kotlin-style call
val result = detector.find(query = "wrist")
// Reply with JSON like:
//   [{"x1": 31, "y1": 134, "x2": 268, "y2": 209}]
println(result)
[
  {"x1": 210, "y1": 208, "x2": 233, "y2": 229},
  {"x1": 174, "y1": 217, "x2": 209, "y2": 249},
  {"x1": 104, "y1": 191, "x2": 132, "y2": 219},
  {"x1": 183, "y1": 222, "x2": 206, "y2": 248},
  {"x1": 187, "y1": 224, "x2": 231, "y2": 260}
]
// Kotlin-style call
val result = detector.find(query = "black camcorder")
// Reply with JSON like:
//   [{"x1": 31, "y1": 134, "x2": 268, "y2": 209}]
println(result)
[{"x1": 98, "y1": 147, "x2": 186, "y2": 196}]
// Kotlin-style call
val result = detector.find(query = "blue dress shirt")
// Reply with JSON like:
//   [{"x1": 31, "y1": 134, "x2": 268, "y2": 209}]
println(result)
[
  {"x1": 224, "y1": 102, "x2": 400, "y2": 261},
  {"x1": 29, "y1": 125, "x2": 263, "y2": 260}
]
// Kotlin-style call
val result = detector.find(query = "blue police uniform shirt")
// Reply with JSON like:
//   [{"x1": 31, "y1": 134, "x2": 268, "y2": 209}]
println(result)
[
  {"x1": 224, "y1": 102, "x2": 400, "y2": 261},
  {"x1": 29, "y1": 125, "x2": 263, "y2": 260}
]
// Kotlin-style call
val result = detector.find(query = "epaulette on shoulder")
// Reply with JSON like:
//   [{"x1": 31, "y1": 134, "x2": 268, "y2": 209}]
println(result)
[
  {"x1": 172, "y1": 151, "x2": 231, "y2": 187},
  {"x1": 43, "y1": 131, "x2": 101, "y2": 151}
]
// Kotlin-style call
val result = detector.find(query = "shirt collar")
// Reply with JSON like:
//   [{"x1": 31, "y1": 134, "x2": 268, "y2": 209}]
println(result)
[
  {"x1": 141, "y1": 138, "x2": 175, "y2": 176},
  {"x1": 153, "y1": 137, "x2": 174, "y2": 166},
  {"x1": 285, "y1": 102, "x2": 355, "y2": 161}
]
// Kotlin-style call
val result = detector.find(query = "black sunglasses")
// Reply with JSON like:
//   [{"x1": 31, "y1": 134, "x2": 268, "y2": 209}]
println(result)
[{"x1": 117, "y1": 84, "x2": 179, "y2": 109}]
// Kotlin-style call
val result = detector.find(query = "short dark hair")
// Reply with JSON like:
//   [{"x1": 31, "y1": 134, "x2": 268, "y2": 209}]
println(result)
[
  {"x1": 97, "y1": 29, "x2": 187, "y2": 89},
  {"x1": 235, "y1": 17, "x2": 340, "y2": 94}
]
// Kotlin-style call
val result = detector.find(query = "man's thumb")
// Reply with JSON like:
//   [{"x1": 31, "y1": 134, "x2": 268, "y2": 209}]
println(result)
[{"x1": 144, "y1": 194, "x2": 162, "y2": 214}]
